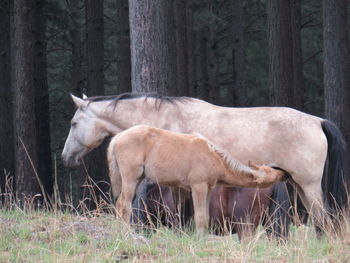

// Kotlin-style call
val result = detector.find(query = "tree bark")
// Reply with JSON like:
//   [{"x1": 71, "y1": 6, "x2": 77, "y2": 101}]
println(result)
[
  {"x1": 207, "y1": 18, "x2": 220, "y2": 105},
  {"x1": 197, "y1": 26, "x2": 209, "y2": 101},
  {"x1": 86, "y1": 0, "x2": 104, "y2": 95},
  {"x1": 116, "y1": 0, "x2": 132, "y2": 94},
  {"x1": 34, "y1": 0, "x2": 53, "y2": 196},
  {"x1": 70, "y1": 0, "x2": 83, "y2": 95},
  {"x1": 174, "y1": 0, "x2": 191, "y2": 96},
  {"x1": 129, "y1": 0, "x2": 177, "y2": 95},
  {"x1": 185, "y1": 0, "x2": 194, "y2": 98},
  {"x1": 291, "y1": 0, "x2": 304, "y2": 111},
  {"x1": 323, "y1": 0, "x2": 350, "y2": 188},
  {"x1": 267, "y1": 0, "x2": 294, "y2": 107},
  {"x1": 232, "y1": 0, "x2": 247, "y2": 107},
  {"x1": 85, "y1": 0, "x2": 108, "y2": 206},
  {"x1": 12, "y1": 0, "x2": 40, "y2": 198},
  {"x1": 64, "y1": 0, "x2": 86, "y2": 208},
  {"x1": 0, "y1": 0, "x2": 14, "y2": 194}
]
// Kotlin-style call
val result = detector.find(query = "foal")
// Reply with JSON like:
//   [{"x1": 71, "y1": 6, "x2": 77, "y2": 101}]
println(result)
[{"x1": 108, "y1": 125, "x2": 286, "y2": 234}]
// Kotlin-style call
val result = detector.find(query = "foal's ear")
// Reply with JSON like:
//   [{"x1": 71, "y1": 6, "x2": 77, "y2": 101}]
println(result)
[
  {"x1": 248, "y1": 161, "x2": 260, "y2": 170},
  {"x1": 82, "y1": 93, "x2": 88, "y2": 100},
  {"x1": 71, "y1": 94, "x2": 88, "y2": 108}
]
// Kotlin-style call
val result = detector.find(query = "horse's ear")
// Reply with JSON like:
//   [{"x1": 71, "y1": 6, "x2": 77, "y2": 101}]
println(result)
[
  {"x1": 82, "y1": 93, "x2": 88, "y2": 100},
  {"x1": 248, "y1": 161, "x2": 260, "y2": 170},
  {"x1": 71, "y1": 94, "x2": 87, "y2": 108}
]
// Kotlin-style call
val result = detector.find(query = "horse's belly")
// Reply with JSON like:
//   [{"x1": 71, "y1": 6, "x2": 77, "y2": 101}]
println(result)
[{"x1": 144, "y1": 165, "x2": 191, "y2": 191}]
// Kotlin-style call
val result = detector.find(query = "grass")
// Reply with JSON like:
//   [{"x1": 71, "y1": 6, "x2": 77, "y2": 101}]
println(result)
[{"x1": 0, "y1": 208, "x2": 349, "y2": 263}]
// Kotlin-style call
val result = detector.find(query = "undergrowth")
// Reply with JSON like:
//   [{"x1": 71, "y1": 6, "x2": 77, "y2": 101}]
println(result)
[{"x1": 0, "y1": 174, "x2": 349, "y2": 262}]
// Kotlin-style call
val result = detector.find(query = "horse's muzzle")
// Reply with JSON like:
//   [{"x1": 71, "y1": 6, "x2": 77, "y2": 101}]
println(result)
[{"x1": 62, "y1": 154, "x2": 80, "y2": 167}]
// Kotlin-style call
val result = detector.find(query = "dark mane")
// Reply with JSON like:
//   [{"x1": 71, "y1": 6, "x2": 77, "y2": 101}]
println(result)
[{"x1": 85, "y1": 92, "x2": 189, "y2": 110}]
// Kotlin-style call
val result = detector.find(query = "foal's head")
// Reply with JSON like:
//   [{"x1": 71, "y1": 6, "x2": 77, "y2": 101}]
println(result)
[
  {"x1": 248, "y1": 161, "x2": 287, "y2": 186},
  {"x1": 61, "y1": 94, "x2": 111, "y2": 166}
]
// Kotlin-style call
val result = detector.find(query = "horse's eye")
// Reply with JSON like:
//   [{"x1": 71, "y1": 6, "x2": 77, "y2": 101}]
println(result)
[{"x1": 71, "y1": 122, "x2": 77, "y2": 127}]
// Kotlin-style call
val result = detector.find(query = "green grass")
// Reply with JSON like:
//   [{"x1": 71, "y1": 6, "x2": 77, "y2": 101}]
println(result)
[{"x1": 0, "y1": 209, "x2": 349, "y2": 263}]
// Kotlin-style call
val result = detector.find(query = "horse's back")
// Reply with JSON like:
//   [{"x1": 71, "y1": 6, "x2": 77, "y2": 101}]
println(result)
[
  {"x1": 185, "y1": 105, "x2": 327, "y2": 176},
  {"x1": 114, "y1": 125, "x2": 222, "y2": 187}
]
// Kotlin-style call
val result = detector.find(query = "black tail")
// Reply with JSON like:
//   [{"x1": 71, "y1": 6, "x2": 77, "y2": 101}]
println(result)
[
  {"x1": 131, "y1": 178, "x2": 155, "y2": 225},
  {"x1": 265, "y1": 182, "x2": 292, "y2": 239},
  {"x1": 321, "y1": 120, "x2": 348, "y2": 212}
]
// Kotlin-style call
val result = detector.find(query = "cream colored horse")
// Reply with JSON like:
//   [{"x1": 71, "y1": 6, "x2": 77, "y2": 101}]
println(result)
[
  {"x1": 107, "y1": 125, "x2": 286, "y2": 234},
  {"x1": 62, "y1": 93, "x2": 348, "y2": 232}
]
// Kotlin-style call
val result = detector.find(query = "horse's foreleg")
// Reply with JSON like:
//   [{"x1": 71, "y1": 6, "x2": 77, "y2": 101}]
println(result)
[{"x1": 191, "y1": 183, "x2": 210, "y2": 235}]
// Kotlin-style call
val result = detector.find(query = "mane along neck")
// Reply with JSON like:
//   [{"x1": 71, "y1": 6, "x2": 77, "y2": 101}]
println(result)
[
  {"x1": 86, "y1": 93, "x2": 214, "y2": 133},
  {"x1": 194, "y1": 133, "x2": 255, "y2": 177},
  {"x1": 92, "y1": 95, "x2": 195, "y2": 131}
]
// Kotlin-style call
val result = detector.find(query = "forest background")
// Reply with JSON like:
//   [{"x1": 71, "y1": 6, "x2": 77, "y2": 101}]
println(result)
[{"x1": 0, "y1": 0, "x2": 349, "y2": 207}]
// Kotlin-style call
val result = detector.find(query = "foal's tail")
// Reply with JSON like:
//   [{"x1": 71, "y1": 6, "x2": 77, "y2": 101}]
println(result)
[
  {"x1": 107, "y1": 137, "x2": 122, "y2": 200},
  {"x1": 131, "y1": 178, "x2": 156, "y2": 225},
  {"x1": 321, "y1": 119, "x2": 349, "y2": 212}
]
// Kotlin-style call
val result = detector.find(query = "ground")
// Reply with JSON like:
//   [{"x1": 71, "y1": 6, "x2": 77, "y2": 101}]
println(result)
[{"x1": 0, "y1": 209, "x2": 349, "y2": 262}]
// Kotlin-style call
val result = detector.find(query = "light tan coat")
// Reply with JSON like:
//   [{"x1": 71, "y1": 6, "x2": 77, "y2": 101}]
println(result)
[{"x1": 107, "y1": 125, "x2": 285, "y2": 234}]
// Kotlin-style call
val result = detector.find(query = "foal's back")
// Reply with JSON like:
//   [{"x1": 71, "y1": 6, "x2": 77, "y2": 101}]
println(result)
[{"x1": 113, "y1": 125, "x2": 223, "y2": 188}]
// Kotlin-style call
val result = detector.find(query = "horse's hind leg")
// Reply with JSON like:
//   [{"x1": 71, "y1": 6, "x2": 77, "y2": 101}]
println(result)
[
  {"x1": 191, "y1": 183, "x2": 210, "y2": 235},
  {"x1": 297, "y1": 183, "x2": 326, "y2": 234},
  {"x1": 116, "y1": 165, "x2": 144, "y2": 224}
]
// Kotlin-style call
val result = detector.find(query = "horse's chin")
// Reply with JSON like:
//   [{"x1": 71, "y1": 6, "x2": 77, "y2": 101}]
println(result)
[{"x1": 63, "y1": 155, "x2": 81, "y2": 167}]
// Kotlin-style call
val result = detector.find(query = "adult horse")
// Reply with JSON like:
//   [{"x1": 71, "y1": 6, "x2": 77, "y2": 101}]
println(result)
[{"x1": 62, "y1": 92, "x2": 348, "y2": 233}]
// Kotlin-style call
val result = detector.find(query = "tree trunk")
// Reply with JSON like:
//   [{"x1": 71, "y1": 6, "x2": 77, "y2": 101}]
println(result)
[
  {"x1": 116, "y1": 0, "x2": 132, "y2": 94},
  {"x1": 231, "y1": 0, "x2": 247, "y2": 107},
  {"x1": 207, "y1": 19, "x2": 220, "y2": 105},
  {"x1": 128, "y1": 0, "x2": 184, "y2": 223},
  {"x1": 12, "y1": 0, "x2": 40, "y2": 198},
  {"x1": 185, "y1": 0, "x2": 194, "y2": 98},
  {"x1": 70, "y1": 0, "x2": 83, "y2": 95},
  {"x1": 192, "y1": 28, "x2": 201, "y2": 98},
  {"x1": 85, "y1": 0, "x2": 108, "y2": 206},
  {"x1": 174, "y1": 0, "x2": 191, "y2": 96},
  {"x1": 34, "y1": 0, "x2": 53, "y2": 197},
  {"x1": 86, "y1": 0, "x2": 104, "y2": 95},
  {"x1": 322, "y1": 0, "x2": 350, "y2": 195},
  {"x1": 197, "y1": 26, "x2": 209, "y2": 101},
  {"x1": 0, "y1": 0, "x2": 14, "y2": 194},
  {"x1": 65, "y1": 0, "x2": 86, "y2": 208},
  {"x1": 129, "y1": 0, "x2": 177, "y2": 95},
  {"x1": 267, "y1": 0, "x2": 294, "y2": 107},
  {"x1": 291, "y1": 0, "x2": 304, "y2": 111}
]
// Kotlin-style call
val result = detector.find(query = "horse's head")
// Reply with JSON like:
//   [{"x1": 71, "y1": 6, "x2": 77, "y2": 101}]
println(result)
[{"x1": 61, "y1": 94, "x2": 111, "y2": 167}]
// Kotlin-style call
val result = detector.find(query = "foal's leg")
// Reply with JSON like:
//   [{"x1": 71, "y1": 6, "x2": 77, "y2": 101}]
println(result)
[
  {"x1": 191, "y1": 183, "x2": 210, "y2": 235},
  {"x1": 116, "y1": 165, "x2": 144, "y2": 224},
  {"x1": 116, "y1": 179, "x2": 139, "y2": 224}
]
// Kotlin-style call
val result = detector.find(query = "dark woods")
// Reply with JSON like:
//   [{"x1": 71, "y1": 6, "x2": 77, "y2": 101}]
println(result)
[{"x1": 0, "y1": 0, "x2": 349, "y2": 207}]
